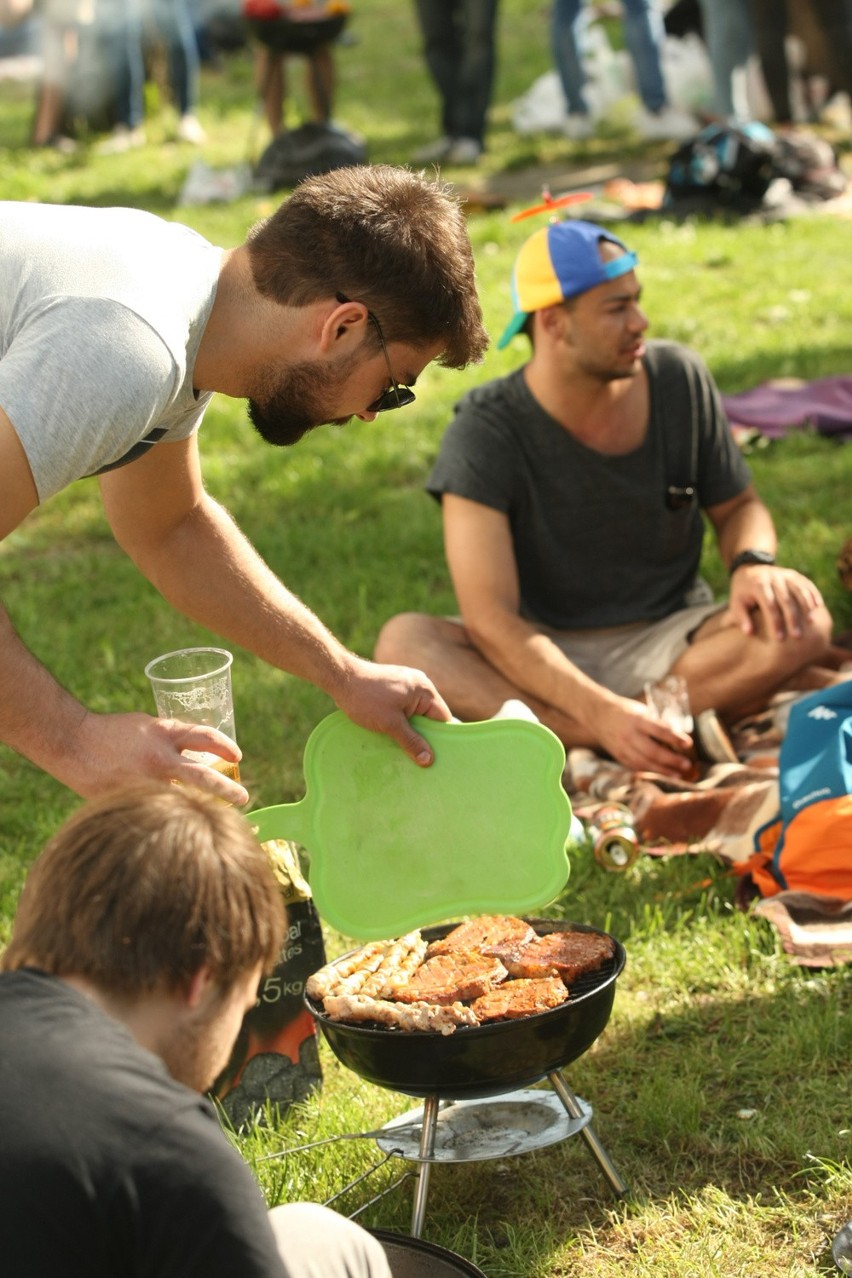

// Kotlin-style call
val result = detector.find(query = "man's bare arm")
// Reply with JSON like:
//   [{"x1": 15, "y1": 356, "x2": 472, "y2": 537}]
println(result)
[
  {"x1": 0, "y1": 409, "x2": 246, "y2": 799},
  {"x1": 443, "y1": 493, "x2": 692, "y2": 773},
  {"x1": 100, "y1": 437, "x2": 449, "y2": 764},
  {"x1": 707, "y1": 486, "x2": 824, "y2": 641}
]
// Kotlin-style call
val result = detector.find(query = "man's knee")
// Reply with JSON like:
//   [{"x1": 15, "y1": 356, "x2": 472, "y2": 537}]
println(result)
[
  {"x1": 373, "y1": 610, "x2": 431, "y2": 663},
  {"x1": 758, "y1": 602, "x2": 836, "y2": 679},
  {"x1": 268, "y1": 1203, "x2": 392, "y2": 1278}
]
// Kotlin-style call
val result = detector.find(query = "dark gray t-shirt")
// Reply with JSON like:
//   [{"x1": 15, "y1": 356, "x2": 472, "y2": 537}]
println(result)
[
  {"x1": 0, "y1": 970, "x2": 289, "y2": 1278},
  {"x1": 427, "y1": 340, "x2": 750, "y2": 630}
]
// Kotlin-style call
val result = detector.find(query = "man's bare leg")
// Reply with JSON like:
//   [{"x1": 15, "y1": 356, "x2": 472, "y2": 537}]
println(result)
[
  {"x1": 374, "y1": 612, "x2": 590, "y2": 745},
  {"x1": 671, "y1": 602, "x2": 840, "y2": 721}
]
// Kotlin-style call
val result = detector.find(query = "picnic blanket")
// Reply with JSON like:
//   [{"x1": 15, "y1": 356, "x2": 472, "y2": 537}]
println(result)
[
  {"x1": 564, "y1": 694, "x2": 852, "y2": 966},
  {"x1": 721, "y1": 375, "x2": 852, "y2": 443},
  {"x1": 750, "y1": 893, "x2": 852, "y2": 967},
  {"x1": 565, "y1": 720, "x2": 781, "y2": 867}
]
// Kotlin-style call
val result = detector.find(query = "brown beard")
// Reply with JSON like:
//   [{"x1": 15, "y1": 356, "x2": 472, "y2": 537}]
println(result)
[{"x1": 247, "y1": 348, "x2": 361, "y2": 446}]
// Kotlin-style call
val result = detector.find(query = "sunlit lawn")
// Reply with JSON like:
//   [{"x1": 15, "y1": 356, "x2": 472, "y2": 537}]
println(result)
[{"x1": 1, "y1": 3, "x2": 851, "y2": 1273}]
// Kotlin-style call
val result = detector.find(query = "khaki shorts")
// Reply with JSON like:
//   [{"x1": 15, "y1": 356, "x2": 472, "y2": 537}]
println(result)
[{"x1": 539, "y1": 601, "x2": 724, "y2": 699}]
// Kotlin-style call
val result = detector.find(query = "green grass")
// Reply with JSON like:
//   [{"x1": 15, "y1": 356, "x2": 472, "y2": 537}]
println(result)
[{"x1": 2, "y1": 2, "x2": 852, "y2": 1272}]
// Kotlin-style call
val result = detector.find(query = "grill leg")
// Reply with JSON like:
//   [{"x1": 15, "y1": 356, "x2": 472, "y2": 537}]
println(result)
[
  {"x1": 547, "y1": 1070, "x2": 629, "y2": 1198},
  {"x1": 409, "y1": 1094, "x2": 440, "y2": 1238}
]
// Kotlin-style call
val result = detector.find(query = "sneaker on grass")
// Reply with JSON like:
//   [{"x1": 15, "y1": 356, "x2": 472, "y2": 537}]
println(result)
[
  {"x1": 446, "y1": 136, "x2": 482, "y2": 165},
  {"x1": 97, "y1": 125, "x2": 146, "y2": 155},
  {"x1": 562, "y1": 113, "x2": 594, "y2": 141},
  {"x1": 412, "y1": 135, "x2": 453, "y2": 163},
  {"x1": 634, "y1": 104, "x2": 696, "y2": 141}
]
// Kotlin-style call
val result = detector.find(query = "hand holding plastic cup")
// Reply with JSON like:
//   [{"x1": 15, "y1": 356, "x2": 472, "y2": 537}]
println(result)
[
  {"x1": 144, "y1": 647, "x2": 244, "y2": 791},
  {"x1": 644, "y1": 674, "x2": 693, "y2": 736},
  {"x1": 644, "y1": 673, "x2": 699, "y2": 779}
]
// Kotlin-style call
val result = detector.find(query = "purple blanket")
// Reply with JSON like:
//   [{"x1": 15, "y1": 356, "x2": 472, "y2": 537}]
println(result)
[{"x1": 722, "y1": 376, "x2": 852, "y2": 441}]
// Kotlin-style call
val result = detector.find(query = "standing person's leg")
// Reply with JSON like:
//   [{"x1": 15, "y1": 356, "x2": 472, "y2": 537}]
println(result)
[
  {"x1": 697, "y1": 0, "x2": 753, "y2": 119},
  {"x1": 447, "y1": 0, "x2": 498, "y2": 156},
  {"x1": 622, "y1": 0, "x2": 697, "y2": 137},
  {"x1": 620, "y1": 0, "x2": 668, "y2": 113},
  {"x1": 551, "y1": 0, "x2": 590, "y2": 114},
  {"x1": 255, "y1": 43, "x2": 285, "y2": 136},
  {"x1": 96, "y1": 0, "x2": 146, "y2": 147},
  {"x1": 32, "y1": 20, "x2": 77, "y2": 147},
  {"x1": 412, "y1": 0, "x2": 458, "y2": 158},
  {"x1": 807, "y1": 0, "x2": 852, "y2": 99},
  {"x1": 151, "y1": 0, "x2": 205, "y2": 140},
  {"x1": 748, "y1": 0, "x2": 793, "y2": 123},
  {"x1": 305, "y1": 43, "x2": 335, "y2": 122},
  {"x1": 551, "y1": 0, "x2": 595, "y2": 137}
]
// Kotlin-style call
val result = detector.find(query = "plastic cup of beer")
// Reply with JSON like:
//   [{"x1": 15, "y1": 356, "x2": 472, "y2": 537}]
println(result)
[
  {"x1": 644, "y1": 673, "x2": 698, "y2": 779},
  {"x1": 144, "y1": 647, "x2": 240, "y2": 783}
]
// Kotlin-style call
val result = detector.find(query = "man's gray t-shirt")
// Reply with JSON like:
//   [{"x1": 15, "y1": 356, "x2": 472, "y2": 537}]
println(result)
[
  {"x1": 427, "y1": 340, "x2": 751, "y2": 630},
  {"x1": 0, "y1": 202, "x2": 222, "y2": 501}
]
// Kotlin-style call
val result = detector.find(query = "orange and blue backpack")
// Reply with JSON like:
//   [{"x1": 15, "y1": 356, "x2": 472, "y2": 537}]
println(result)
[{"x1": 743, "y1": 682, "x2": 852, "y2": 900}]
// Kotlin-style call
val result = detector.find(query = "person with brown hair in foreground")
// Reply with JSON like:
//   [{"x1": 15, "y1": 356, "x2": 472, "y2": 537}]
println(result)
[
  {"x1": 0, "y1": 783, "x2": 391, "y2": 1278},
  {"x1": 0, "y1": 165, "x2": 488, "y2": 806},
  {"x1": 375, "y1": 219, "x2": 843, "y2": 779}
]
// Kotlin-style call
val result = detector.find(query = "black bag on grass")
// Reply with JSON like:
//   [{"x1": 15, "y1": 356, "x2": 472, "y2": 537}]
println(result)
[
  {"x1": 254, "y1": 120, "x2": 367, "y2": 190},
  {"x1": 664, "y1": 121, "x2": 778, "y2": 215}
]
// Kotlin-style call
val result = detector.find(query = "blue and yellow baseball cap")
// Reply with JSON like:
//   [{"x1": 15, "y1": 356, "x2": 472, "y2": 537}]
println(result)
[{"x1": 497, "y1": 220, "x2": 638, "y2": 349}]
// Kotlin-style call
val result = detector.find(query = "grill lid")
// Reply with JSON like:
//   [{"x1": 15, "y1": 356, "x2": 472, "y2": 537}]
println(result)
[{"x1": 250, "y1": 712, "x2": 572, "y2": 939}]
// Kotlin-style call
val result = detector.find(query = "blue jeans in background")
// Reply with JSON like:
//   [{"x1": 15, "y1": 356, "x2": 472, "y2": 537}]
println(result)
[
  {"x1": 413, "y1": 0, "x2": 499, "y2": 146},
  {"x1": 552, "y1": 0, "x2": 669, "y2": 116}
]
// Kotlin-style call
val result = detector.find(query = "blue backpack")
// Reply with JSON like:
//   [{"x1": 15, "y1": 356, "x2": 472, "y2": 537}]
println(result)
[{"x1": 745, "y1": 682, "x2": 852, "y2": 899}]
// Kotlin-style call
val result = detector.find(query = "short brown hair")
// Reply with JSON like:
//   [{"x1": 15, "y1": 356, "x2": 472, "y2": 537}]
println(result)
[
  {"x1": 1, "y1": 784, "x2": 285, "y2": 996},
  {"x1": 246, "y1": 164, "x2": 489, "y2": 369}
]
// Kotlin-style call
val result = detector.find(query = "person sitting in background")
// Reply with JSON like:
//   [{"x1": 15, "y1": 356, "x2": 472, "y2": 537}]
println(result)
[
  {"x1": 242, "y1": 0, "x2": 350, "y2": 138},
  {"x1": 0, "y1": 782, "x2": 391, "y2": 1278},
  {"x1": 411, "y1": 0, "x2": 499, "y2": 167},
  {"x1": 30, "y1": 0, "x2": 95, "y2": 150},
  {"x1": 375, "y1": 219, "x2": 844, "y2": 778},
  {"x1": 551, "y1": 0, "x2": 696, "y2": 141},
  {"x1": 96, "y1": 0, "x2": 206, "y2": 153}
]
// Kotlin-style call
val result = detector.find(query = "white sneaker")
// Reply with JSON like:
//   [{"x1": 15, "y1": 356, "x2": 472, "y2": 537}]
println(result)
[
  {"x1": 97, "y1": 124, "x2": 146, "y2": 154},
  {"x1": 634, "y1": 105, "x2": 696, "y2": 142},
  {"x1": 562, "y1": 113, "x2": 594, "y2": 141},
  {"x1": 177, "y1": 113, "x2": 206, "y2": 145},
  {"x1": 412, "y1": 135, "x2": 453, "y2": 163},
  {"x1": 445, "y1": 136, "x2": 482, "y2": 165}
]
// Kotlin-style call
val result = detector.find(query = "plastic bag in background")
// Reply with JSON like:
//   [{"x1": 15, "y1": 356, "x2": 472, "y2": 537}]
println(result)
[
  {"x1": 178, "y1": 159, "x2": 254, "y2": 205},
  {"x1": 511, "y1": 71, "x2": 571, "y2": 134},
  {"x1": 659, "y1": 32, "x2": 713, "y2": 117},
  {"x1": 212, "y1": 838, "x2": 325, "y2": 1128},
  {"x1": 511, "y1": 15, "x2": 628, "y2": 134}
]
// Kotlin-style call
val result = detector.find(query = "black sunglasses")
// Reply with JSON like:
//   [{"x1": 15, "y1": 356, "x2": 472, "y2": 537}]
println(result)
[{"x1": 336, "y1": 293, "x2": 416, "y2": 414}]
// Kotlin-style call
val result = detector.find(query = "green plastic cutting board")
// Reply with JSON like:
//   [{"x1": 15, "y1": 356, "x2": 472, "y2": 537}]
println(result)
[{"x1": 250, "y1": 711, "x2": 572, "y2": 940}]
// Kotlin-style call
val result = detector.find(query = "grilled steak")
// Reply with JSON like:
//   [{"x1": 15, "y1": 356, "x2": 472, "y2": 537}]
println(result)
[
  {"x1": 471, "y1": 976, "x2": 569, "y2": 1022},
  {"x1": 503, "y1": 930, "x2": 615, "y2": 982},
  {"x1": 393, "y1": 949, "x2": 508, "y2": 1005},
  {"x1": 426, "y1": 914, "x2": 536, "y2": 963},
  {"x1": 309, "y1": 917, "x2": 616, "y2": 1033}
]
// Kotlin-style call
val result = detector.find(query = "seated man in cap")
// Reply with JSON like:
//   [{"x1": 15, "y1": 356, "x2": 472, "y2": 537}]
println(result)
[
  {"x1": 375, "y1": 219, "x2": 842, "y2": 778},
  {"x1": 0, "y1": 782, "x2": 391, "y2": 1278}
]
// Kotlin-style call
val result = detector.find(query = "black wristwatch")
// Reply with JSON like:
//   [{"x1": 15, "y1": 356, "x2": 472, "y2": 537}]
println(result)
[{"x1": 729, "y1": 549, "x2": 776, "y2": 576}]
